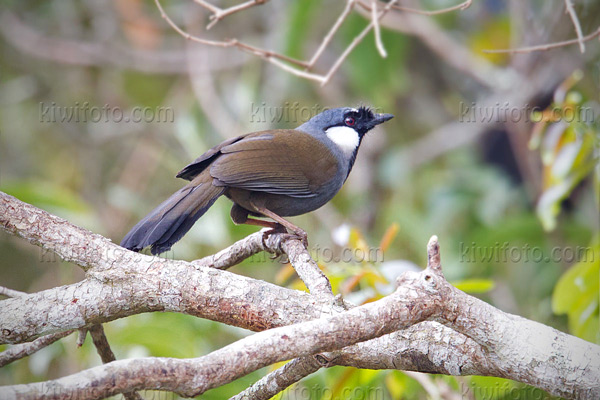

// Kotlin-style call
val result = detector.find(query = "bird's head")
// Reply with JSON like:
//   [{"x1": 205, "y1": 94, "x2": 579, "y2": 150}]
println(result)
[{"x1": 299, "y1": 106, "x2": 394, "y2": 158}]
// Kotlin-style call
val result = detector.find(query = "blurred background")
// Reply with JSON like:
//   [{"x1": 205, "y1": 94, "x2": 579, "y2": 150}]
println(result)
[{"x1": 0, "y1": 0, "x2": 599, "y2": 398}]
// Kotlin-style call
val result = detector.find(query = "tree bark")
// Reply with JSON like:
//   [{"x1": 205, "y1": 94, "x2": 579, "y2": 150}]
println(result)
[{"x1": 1, "y1": 191, "x2": 598, "y2": 400}]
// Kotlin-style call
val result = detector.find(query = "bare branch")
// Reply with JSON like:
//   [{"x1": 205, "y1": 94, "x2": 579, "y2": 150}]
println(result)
[
  {"x1": 356, "y1": 0, "x2": 510, "y2": 88},
  {"x1": 1, "y1": 269, "x2": 439, "y2": 399},
  {"x1": 426, "y1": 235, "x2": 442, "y2": 274},
  {"x1": 306, "y1": 0, "x2": 355, "y2": 70},
  {"x1": 192, "y1": 0, "x2": 221, "y2": 15},
  {"x1": 0, "y1": 331, "x2": 73, "y2": 368},
  {"x1": 88, "y1": 325, "x2": 115, "y2": 363},
  {"x1": 279, "y1": 239, "x2": 334, "y2": 299},
  {"x1": 150, "y1": 0, "x2": 482, "y2": 85},
  {"x1": 564, "y1": 0, "x2": 586, "y2": 53},
  {"x1": 192, "y1": 231, "x2": 269, "y2": 270},
  {"x1": 153, "y1": 0, "x2": 330, "y2": 84},
  {"x1": 371, "y1": 0, "x2": 387, "y2": 58},
  {"x1": 230, "y1": 356, "x2": 323, "y2": 400},
  {"x1": 0, "y1": 12, "x2": 211, "y2": 74},
  {"x1": 205, "y1": 0, "x2": 269, "y2": 30},
  {"x1": 0, "y1": 286, "x2": 27, "y2": 298},
  {"x1": 2, "y1": 192, "x2": 599, "y2": 399},
  {"x1": 484, "y1": 26, "x2": 600, "y2": 54},
  {"x1": 322, "y1": 0, "x2": 398, "y2": 85},
  {"x1": 389, "y1": 0, "x2": 472, "y2": 16},
  {"x1": 76, "y1": 329, "x2": 87, "y2": 348},
  {"x1": 88, "y1": 325, "x2": 143, "y2": 400}
]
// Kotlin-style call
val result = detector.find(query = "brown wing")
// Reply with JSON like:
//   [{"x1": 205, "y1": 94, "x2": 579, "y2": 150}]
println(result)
[
  {"x1": 176, "y1": 134, "x2": 246, "y2": 181},
  {"x1": 209, "y1": 130, "x2": 339, "y2": 198}
]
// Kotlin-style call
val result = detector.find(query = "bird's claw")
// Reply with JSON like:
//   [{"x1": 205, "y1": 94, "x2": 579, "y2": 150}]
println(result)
[
  {"x1": 261, "y1": 225, "x2": 308, "y2": 250},
  {"x1": 292, "y1": 229, "x2": 309, "y2": 248},
  {"x1": 261, "y1": 224, "x2": 287, "y2": 251}
]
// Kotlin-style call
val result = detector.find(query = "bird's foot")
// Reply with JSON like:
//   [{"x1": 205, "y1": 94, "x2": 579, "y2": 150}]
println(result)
[
  {"x1": 290, "y1": 228, "x2": 309, "y2": 248},
  {"x1": 261, "y1": 224, "x2": 287, "y2": 256},
  {"x1": 261, "y1": 225, "x2": 309, "y2": 250}
]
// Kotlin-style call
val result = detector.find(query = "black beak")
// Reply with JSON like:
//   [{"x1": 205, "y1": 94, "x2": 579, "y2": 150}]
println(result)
[{"x1": 368, "y1": 113, "x2": 394, "y2": 129}]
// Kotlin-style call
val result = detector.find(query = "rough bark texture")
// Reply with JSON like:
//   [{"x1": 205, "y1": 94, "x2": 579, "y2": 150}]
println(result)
[{"x1": 1, "y1": 191, "x2": 599, "y2": 400}]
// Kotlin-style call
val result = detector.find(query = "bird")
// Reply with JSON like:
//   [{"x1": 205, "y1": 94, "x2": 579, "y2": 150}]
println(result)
[{"x1": 120, "y1": 106, "x2": 393, "y2": 255}]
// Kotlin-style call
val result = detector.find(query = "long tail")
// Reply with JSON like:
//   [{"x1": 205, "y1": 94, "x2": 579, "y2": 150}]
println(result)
[{"x1": 120, "y1": 172, "x2": 224, "y2": 255}]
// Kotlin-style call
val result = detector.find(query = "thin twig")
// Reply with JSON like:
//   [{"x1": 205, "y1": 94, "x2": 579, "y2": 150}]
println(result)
[
  {"x1": 88, "y1": 325, "x2": 116, "y2": 363},
  {"x1": 158, "y1": 0, "x2": 473, "y2": 85},
  {"x1": 0, "y1": 331, "x2": 74, "y2": 368},
  {"x1": 193, "y1": 0, "x2": 221, "y2": 14},
  {"x1": 155, "y1": 0, "x2": 306, "y2": 66},
  {"x1": 76, "y1": 328, "x2": 88, "y2": 347},
  {"x1": 371, "y1": 0, "x2": 387, "y2": 58},
  {"x1": 0, "y1": 286, "x2": 27, "y2": 298},
  {"x1": 484, "y1": 26, "x2": 600, "y2": 54},
  {"x1": 564, "y1": 0, "x2": 585, "y2": 53},
  {"x1": 306, "y1": 0, "x2": 355, "y2": 70},
  {"x1": 207, "y1": 0, "x2": 269, "y2": 30},
  {"x1": 154, "y1": 0, "x2": 326, "y2": 83},
  {"x1": 390, "y1": 0, "x2": 472, "y2": 16},
  {"x1": 230, "y1": 356, "x2": 322, "y2": 400},
  {"x1": 322, "y1": 0, "x2": 398, "y2": 85},
  {"x1": 280, "y1": 239, "x2": 334, "y2": 299}
]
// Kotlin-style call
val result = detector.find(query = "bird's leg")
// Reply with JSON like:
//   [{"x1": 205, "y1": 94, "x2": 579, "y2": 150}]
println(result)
[
  {"x1": 250, "y1": 203, "x2": 308, "y2": 248},
  {"x1": 230, "y1": 203, "x2": 288, "y2": 251},
  {"x1": 242, "y1": 218, "x2": 282, "y2": 230}
]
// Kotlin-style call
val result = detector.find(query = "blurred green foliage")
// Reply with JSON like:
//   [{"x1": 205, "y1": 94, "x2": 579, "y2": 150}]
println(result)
[{"x1": 528, "y1": 71, "x2": 600, "y2": 345}]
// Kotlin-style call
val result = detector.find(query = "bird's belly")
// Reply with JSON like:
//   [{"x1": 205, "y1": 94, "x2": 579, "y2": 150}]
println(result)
[{"x1": 226, "y1": 183, "x2": 342, "y2": 217}]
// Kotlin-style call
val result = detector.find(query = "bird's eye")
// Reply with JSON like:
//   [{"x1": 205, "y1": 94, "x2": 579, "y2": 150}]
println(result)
[{"x1": 345, "y1": 117, "x2": 355, "y2": 126}]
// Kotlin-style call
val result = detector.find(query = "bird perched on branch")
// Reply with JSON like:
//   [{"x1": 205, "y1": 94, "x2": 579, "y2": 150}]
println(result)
[{"x1": 121, "y1": 106, "x2": 393, "y2": 254}]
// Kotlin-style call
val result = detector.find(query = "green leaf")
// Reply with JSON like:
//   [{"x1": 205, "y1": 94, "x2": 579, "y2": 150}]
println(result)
[
  {"x1": 536, "y1": 177, "x2": 576, "y2": 231},
  {"x1": 284, "y1": 0, "x2": 322, "y2": 60},
  {"x1": 452, "y1": 278, "x2": 495, "y2": 293},
  {"x1": 0, "y1": 180, "x2": 89, "y2": 214},
  {"x1": 552, "y1": 237, "x2": 600, "y2": 343}
]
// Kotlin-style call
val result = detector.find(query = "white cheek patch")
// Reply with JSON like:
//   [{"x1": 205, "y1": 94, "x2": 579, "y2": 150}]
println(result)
[{"x1": 325, "y1": 126, "x2": 359, "y2": 157}]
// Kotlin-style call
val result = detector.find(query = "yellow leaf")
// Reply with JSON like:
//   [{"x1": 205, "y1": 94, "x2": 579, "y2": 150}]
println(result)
[{"x1": 380, "y1": 223, "x2": 399, "y2": 253}]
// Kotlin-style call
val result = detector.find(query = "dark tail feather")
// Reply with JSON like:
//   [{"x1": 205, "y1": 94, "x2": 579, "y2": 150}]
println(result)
[{"x1": 120, "y1": 175, "x2": 224, "y2": 255}]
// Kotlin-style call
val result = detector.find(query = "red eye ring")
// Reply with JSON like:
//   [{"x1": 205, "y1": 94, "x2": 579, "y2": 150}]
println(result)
[{"x1": 345, "y1": 117, "x2": 355, "y2": 126}]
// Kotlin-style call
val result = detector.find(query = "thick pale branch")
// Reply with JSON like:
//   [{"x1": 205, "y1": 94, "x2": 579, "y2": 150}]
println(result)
[
  {"x1": 87, "y1": 325, "x2": 143, "y2": 400},
  {"x1": 2, "y1": 191, "x2": 599, "y2": 400},
  {"x1": 2, "y1": 270, "x2": 437, "y2": 399},
  {"x1": 435, "y1": 275, "x2": 600, "y2": 399},
  {"x1": 195, "y1": 230, "x2": 334, "y2": 299},
  {"x1": 192, "y1": 231, "x2": 268, "y2": 270}
]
